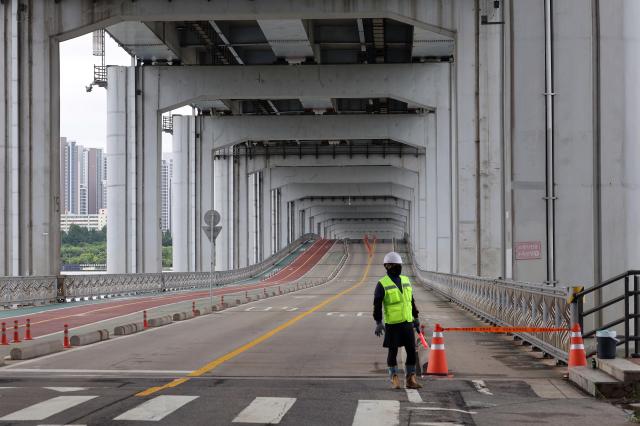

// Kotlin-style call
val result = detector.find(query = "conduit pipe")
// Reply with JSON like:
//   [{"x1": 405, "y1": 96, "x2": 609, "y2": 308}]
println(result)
[{"x1": 544, "y1": 0, "x2": 557, "y2": 285}]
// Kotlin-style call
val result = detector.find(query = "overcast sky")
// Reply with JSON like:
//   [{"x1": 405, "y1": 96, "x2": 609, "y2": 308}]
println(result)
[{"x1": 60, "y1": 33, "x2": 185, "y2": 153}]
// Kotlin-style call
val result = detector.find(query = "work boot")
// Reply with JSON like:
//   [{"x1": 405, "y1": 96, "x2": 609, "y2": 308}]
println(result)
[
  {"x1": 406, "y1": 373, "x2": 422, "y2": 389},
  {"x1": 388, "y1": 366, "x2": 401, "y2": 389},
  {"x1": 390, "y1": 374, "x2": 402, "y2": 389}
]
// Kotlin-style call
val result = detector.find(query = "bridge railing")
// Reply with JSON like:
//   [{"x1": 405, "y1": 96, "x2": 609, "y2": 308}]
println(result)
[
  {"x1": 1, "y1": 233, "x2": 319, "y2": 306},
  {"x1": 296, "y1": 239, "x2": 349, "y2": 287},
  {"x1": 403, "y1": 239, "x2": 573, "y2": 362}
]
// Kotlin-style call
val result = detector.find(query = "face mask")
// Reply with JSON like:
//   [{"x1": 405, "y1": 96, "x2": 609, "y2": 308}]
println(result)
[{"x1": 386, "y1": 264, "x2": 402, "y2": 277}]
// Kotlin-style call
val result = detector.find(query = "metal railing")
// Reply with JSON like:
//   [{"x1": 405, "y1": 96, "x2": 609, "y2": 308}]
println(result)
[
  {"x1": 576, "y1": 270, "x2": 640, "y2": 358},
  {"x1": 404, "y1": 239, "x2": 573, "y2": 362},
  {"x1": 1, "y1": 234, "x2": 318, "y2": 307},
  {"x1": 295, "y1": 239, "x2": 349, "y2": 287}
]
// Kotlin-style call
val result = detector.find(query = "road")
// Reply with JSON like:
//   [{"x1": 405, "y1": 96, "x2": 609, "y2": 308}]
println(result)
[
  {"x1": 0, "y1": 239, "x2": 334, "y2": 340},
  {"x1": 0, "y1": 241, "x2": 630, "y2": 425}
]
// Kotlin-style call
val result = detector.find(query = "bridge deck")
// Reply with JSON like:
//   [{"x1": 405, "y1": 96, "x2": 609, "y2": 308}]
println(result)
[{"x1": 0, "y1": 242, "x2": 629, "y2": 425}]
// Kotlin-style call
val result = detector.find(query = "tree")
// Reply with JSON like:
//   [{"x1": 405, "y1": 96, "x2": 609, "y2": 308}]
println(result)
[{"x1": 162, "y1": 231, "x2": 172, "y2": 247}]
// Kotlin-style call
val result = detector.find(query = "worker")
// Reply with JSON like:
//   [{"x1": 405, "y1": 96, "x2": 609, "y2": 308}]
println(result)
[{"x1": 373, "y1": 251, "x2": 422, "y2": 389}]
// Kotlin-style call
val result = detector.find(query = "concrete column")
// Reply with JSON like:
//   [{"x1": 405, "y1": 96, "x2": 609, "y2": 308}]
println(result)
[
  {"x1": 599, "y1": 1, "x2": 640, "y2": 279},
  {"x1": 509, "y1": 0, "x2": 547, "y2": 283},
  {"x1": 262, "y1": 167, "x2": 272, "y2": 256},
  {"x1": 236, "y1": 153, "x2": 249, "y2": 268},
  {"x1": 198, "y1": 116, "x2": 214, "y2": 271},
  {"x1": 0, "y1": 1, "x2": 60, "y2": 275},
  {"x1": 140, "y1": 69, "x2": 163, "y2": 272},
  {"x1": 455, "y1": 0, "x2": 478, "y2": 275},
  {"x1": 107, "y1": 67, "x2": 132, "y2": 273},
  {"x1": 213, "y1": 153, "x2": 232, "y2": 270},
  {"x1": 171, "y1": 115, "x2": 196, "y2": 272},
  {"x1": 478, "y1": 4, "x2": 504, "y2": 278},
  {"x1": 425, "y1": 113, "x2": 438, "y2": 271},
  {"x1": 436, "y1": 65, "x2": 453, "y2": 273}
]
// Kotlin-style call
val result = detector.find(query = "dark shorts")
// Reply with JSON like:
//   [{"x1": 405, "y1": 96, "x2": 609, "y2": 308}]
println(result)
[{"x1": 383, "y1": 321, "x2": 415, "y2": 349}]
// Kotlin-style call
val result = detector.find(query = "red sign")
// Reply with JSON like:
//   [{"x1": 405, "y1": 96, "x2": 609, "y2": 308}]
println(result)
[{"x1": 515, "y1": 241, "x2": 541, "y2": 260}]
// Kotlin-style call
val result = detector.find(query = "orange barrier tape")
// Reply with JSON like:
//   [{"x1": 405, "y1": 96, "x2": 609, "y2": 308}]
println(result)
[{"x1": 442, "y1": 326, "x2": 568, "y2": 333}]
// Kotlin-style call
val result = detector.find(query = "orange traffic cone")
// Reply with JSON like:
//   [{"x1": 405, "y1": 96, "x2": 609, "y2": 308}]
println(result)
[
  {"x1": 568, "y1": 323, "x2": 587, "y2": 367},
  {"x1": 426, "y1": 323, "x2": 449, "y2": 375},
  {"x1": 1, "y1": 322, "x2": 8, "y2": 346}
]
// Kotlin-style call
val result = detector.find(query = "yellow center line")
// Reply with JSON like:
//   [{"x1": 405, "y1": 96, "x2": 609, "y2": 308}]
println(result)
[{"x1": 136, "y1": 242, "x2": 376, "y2": 397}]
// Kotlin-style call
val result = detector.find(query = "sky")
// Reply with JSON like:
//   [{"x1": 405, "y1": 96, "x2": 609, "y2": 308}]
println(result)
[{"x1": 60, "y1": 33, "x2": 189, "y2": 153}]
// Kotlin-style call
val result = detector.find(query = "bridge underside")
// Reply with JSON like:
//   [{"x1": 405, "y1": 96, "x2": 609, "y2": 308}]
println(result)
[{"x1": 0, "y1": 0, "x2": 639, "y2": 302}]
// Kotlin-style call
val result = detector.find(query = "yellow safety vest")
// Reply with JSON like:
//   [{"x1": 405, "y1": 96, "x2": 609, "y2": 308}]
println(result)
[{"x1": 381, "y1": 275, "x2": 413, "y2": 325}]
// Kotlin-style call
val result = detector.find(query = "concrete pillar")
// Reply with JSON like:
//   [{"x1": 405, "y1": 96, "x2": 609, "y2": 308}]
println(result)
[
  {"x1": 213, "y1": 153, "x2": 233, "y2": 270},
  {"x1": 262, "y1": 167, "x2": 272, "y2": 256},
  {"x1": 454, "y1": 0, "x2": 478, "y2": 275},
  {"x1": 235, "y1": 153, "x2": 249, "y2": 268},
  {"x1": 509, "y1": 1, "x2": 547, "y2": 283},
  {"x1": 198, "y1": 117, "x2": 214, "y2": 271},
  {"x1": 107, "y1": 67, "x2": 133, "y2": 273},
  {"x1": 0, "y1": 1, "x2": 60, "y2": 276},
  {"x1": 436, "y1": 65, "x2": 453, "y2": 273},
  {"x1": 599, "y1": 1, "x2": 640, "y2": 278},
  {"x1": 478, "y1": 5, "x2": 504, "y2": 278},
  {"x1": 425, "y1": 113, "x2": 438, "y2": 271},
  {"x1": 171, "y1": 115, "x2": 197, "y2": 272}
]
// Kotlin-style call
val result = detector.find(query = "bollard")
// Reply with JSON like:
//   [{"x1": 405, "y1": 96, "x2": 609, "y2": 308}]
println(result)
[
  {"x1": 221, "y1": 295, "x2": 225, "y2": 306},
  {"x1": 264, "y1": 288, "x2": 268, "y2": 298},
  {"x1": 12, "y1": 320, "x2": 20, "y2": 343},
  {"x1": 245, "y1": 291, "x2": 248, "y2": 299},
  {"x1": 1, "y1": 322, "x2": 8, "y2": 346},
  {"x1": 279, "y1": 286, "x2": 282, "y2": 295},
  {"x1": 63, "y1": 324, "x2": 71, "y2": 348},
  {"x1": 25, "y1": 319, "x2": 33, "y2": 341},
  {"x1": 143, "y1": 310, "x2": 149, "y2": 329},
  {"x1": 192, "y1": 301, "x2": 196, "y2": 315}
]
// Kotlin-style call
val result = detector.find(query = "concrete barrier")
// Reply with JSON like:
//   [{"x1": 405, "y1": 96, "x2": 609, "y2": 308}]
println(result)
[
  {"x1": 70, "y1": 329, "x2": 109, "y2": 346},
  {"x1": 147, "y1": 315, "x2": 172, "y2": 327},
  {"x1": 172, "y1": 311, "x2": 195, "y2": 321},
  {"x1": 11, "y1": 340, "x2": 64, "y2": 360},
  {"x1": 195, "y1": 306, "x2": 212, "y2": 316},
  {"x1": 114, "y1": 322, "x2": 145, "y2": 336}
]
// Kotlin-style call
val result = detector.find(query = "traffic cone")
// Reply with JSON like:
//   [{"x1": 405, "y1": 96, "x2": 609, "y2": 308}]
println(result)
[
  {"x1": 143, "y1": 310, "x2": 149, "y2": 329},
  {"x1": 12, "y1": 320, "x2": 20, "y2": 343},
  {"x1": 1, "y1": 322, "x2": 8, "y2": 346},
  {"x1": 426, "y1": 323, "x2": 448, "y2": 376},
  {"x1": 568, "y1": 323, "x2": 587, "y2": 367},
  {"x1": 25, "y1": 319, "x2": 33, "y2": 340},
  {"x1": 63, "y1": 324, "x2": 71, "y2": 348}
]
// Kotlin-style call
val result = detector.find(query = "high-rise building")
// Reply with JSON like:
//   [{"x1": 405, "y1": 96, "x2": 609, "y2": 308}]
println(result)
[
  {"x1": 87, "y1": 148, "x2": 104, "y2": 214},
  {"x1": 60, "y1": 138, "x2": 106, "y2": 218},
  {"x1": 79, "y1": 147, "x2": 89, "y2": 215},
  {"x1": 161, "y1": 155, "x2": 173, "y2": 232},
  {"x1": 61, "y1": 137, "x2": 80, "y2": 214}
]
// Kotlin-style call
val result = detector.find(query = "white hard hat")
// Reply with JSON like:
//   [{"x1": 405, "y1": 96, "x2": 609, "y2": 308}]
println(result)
[{"x1": 383, "y1": 251, "x2": 403, "y2": 264}]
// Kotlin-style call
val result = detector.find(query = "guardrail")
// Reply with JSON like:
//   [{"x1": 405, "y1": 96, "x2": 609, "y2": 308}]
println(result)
[
  {"x1": 404, "y1": 239, "x2": 574, "y2": 362},
  {"x1": 1, "y1": 233, "x2": 319, "y2": 307},
  {"x1": 295, "y1": 239, "x2": 349, "y2": 287}
]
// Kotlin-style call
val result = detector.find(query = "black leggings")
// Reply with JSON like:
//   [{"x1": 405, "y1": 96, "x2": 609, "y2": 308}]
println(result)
[{"x1": 387, "y1": 342, "x2": 416, "y2": 367}]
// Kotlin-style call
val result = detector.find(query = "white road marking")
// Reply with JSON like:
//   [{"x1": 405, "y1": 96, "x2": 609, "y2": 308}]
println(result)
[
  {"x1": 471, "y1": 380, "x2": 493, "y2": 396},
  {"x1": 356, "y1": 312, "x2": 365, "y2": 317},
  {"x1": 352, "y1": 400, "x2": 399, "y2": 426},
  {"x1": 245, "y1": 307, "x2": 257, "y2": 311},
  {"x1": 4, "y1": 369, "x2": 193, "y2": 375},
  {"x1": 283, "y1": 307, "x2": 298, "y2": 312},
  {"x1": 232, "y1": 397, "x2": 296, "y2": 424},
  {"x1": 411, "y1": 423, "x2": 464, "y2": 426},
  {"x1": 407, "y1": 407, "x2": 477, "y2": 415},
  {"x1": 0, "y1": 395, "x2": 98, "y2": 421},
  {"x1": 264, "y1": 307, "x2": 273, "y2": 311},
  {"x1": 114, "y1": 395, "x2": 198, "y2": 421},
  {"x1": 44, "y1": 387, "x2": 87, "y2": 393},
  {"x1": 406, "y1": 389, "x2": 423, "y2": 403}
]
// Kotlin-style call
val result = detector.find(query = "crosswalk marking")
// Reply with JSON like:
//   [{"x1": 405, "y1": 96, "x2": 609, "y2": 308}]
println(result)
[
  {"x1": 0, "y1": 395, "x2": 98, "y2": 421},
  {"x1": 232, "y1": 397, "x2": 296, "y2": 424},
  {"x1": 352, "y1": 400, "x2": 399, "y2": 426},
  {"x1": 44, "y1": 387, "x2": 87, "y2": 393},
  {"x1": 408, "y1": 407, "x2": 477, "y2": 415},
  {"x1": 114, "y1": 395, "x2": 198, "y2": 421},
  {"x1": 406, "y1": 389, "x2": 423, "y2": 403}
]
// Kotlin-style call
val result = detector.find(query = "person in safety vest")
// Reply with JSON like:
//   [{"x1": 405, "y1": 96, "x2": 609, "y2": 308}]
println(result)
[{"x1": 373, "y1": 251, "x2": 422, "y2": 389}]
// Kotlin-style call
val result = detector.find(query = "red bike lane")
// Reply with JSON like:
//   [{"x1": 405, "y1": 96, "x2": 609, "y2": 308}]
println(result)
[{"x1": 0, "y1": 239, "x2": 335, "y2": 339}]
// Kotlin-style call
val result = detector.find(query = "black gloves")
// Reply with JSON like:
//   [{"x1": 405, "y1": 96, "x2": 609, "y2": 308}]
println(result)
[
  {"x1": 375, "y1": 321, "x2": 385, "y2": 337},
  {"x1": 413, "y1": 318, "x2": 421, "y2": 334}
]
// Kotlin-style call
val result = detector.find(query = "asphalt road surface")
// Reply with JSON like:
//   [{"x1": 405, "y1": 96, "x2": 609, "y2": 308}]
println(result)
[{"x1": 0, "y1": 241, "x2": 631, "y2": 425}]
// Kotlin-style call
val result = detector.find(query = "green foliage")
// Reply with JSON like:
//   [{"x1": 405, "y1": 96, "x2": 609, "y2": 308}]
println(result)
[
  {"x1": 162, "y1": 231, "x2": 172, "y2": 247},
  {"x1": 61, "y1": 241, "x2": 106, "y2": 265},
  {"x1": 162, "y1": 246, "x2": 172, "y2": 268},
  {"x1": 61, "y1": 225, "x2": 106, "y2": 245}
]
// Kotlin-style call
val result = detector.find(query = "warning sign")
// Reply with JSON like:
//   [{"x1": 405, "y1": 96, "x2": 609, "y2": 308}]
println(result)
[{"x1": 515, "y1": 241, "x2": 542, "y2": 260}]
